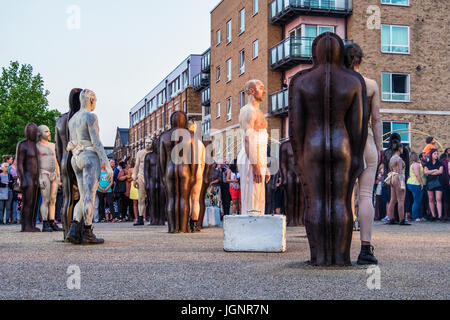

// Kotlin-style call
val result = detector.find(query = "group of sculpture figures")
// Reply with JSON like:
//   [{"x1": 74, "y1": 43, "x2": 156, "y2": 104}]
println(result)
[{"x1": 15, "y1": 33, "x2": 383, "y2": 266}]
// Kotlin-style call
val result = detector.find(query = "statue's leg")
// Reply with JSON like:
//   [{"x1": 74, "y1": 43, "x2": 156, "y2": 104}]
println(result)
[
  {"x1": 164, "y1": 171, "x2": 176, "y2": 233},
  {"x1": 48, "y1": 179, "x2": 58, "y2": 221},
  {"x1": 286, "y1": 176, "x2": 296, "y2": 225},
  {"x1": 71, "y1": 158, "x2": 85, "y2": 223},
  {"x1": 179, "y1": 165, "x2": 191, "y2": 233},
  {"x1": 138, "y1": 177, "x2": 146, "y2": 219},
  {"x1": 81, "y1": 159, "x2": 100, "y2": 226},
  {"x1": 40, "y1": 175, "x2": 51, "y2": 222},
  {"x1": 331, "y1": 159, "x2": 353, "y2": 266}
]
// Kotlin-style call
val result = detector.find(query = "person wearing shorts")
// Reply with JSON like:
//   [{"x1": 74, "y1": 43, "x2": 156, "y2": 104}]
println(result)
[{"x1": 227, "y1": 162, "x2": 241, "y2": 215}]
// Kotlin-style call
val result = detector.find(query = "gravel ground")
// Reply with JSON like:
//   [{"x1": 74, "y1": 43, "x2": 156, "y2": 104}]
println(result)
[{"x1": 0, "y1": 221, "x2": 448, "y2": 300}]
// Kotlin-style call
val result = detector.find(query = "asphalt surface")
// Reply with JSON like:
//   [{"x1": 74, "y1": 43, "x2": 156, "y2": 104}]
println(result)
[{"x1": 0, "y1": 221, "x2": 449, "y2": 300}]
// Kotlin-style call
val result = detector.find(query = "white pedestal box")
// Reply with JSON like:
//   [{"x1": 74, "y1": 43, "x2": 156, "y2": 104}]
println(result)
[
  {"x1": 223, "y1": 215, "x2": 286, "y2": 253},
  {"x1": 202, "y1": 206, "x2": 221, "y2": 228}
]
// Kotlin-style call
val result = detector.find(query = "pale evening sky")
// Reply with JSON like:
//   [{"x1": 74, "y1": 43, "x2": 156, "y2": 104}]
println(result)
[{"x1": 0, "y1": 0, "x2": 219, "y2": 146}]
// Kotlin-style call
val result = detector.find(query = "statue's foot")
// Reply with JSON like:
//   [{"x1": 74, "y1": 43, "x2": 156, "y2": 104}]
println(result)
[
  {"x1": 81, "y1": 226, "x2": 104, "y2": 245},
  {"x1": 42, "y1": 221, "x2": 53, "y2": 232},
  {"x1": 50, "y1": 220, "x2": 63, "y2": 231},
  {"x1": 67, "y1": 220, "x2": 82, "y2": 244},
  {"x1": 357, "y1": 245, "x2": 378, "y2": 265}
]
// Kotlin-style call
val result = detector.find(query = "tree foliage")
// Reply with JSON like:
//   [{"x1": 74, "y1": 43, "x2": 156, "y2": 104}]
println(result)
[{"x1": 0, "y1": 61, "x2": 60, "y2": 156}]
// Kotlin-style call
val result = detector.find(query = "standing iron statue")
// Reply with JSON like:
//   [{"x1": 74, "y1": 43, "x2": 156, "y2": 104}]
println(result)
[{"x1": 289, "y1": 33, "x2": 369, "y2": 266}]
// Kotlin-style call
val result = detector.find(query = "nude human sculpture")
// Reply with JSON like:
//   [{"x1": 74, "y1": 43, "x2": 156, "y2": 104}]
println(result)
[
  {"x1": 188, "y1": 120, "x2": 205, "y2": 232},
  {"x1": 280, "y1": 140, "x2": 305, "y2": 226},
  {"x1": 159, "y1": 111, "x2": 197, "y2": 233},
  {"x1": 237, "y1": 80, "x2": 270, "y2": 216},
  {"x1": 55, "y1": 88, "x2": 82, "y2": 240},
  {"x1": 344, "y1": 43, "x2": 382, "y2": 265},
  {"x1": 133, "y1": 138, "x2": 152, "y2": 226},
  {"x1": 198, "y1": 139, "x2": 213, "y2": 229},
  {"x1": 66, "y1": 89, "x2": 112, "y2": 245},
  {"x1": 37, "y1": 125, "x2": 63, "y2": 232},
  {"x1": 15, "y1": 123, "x2": 41, "y2": 232},
  {"x1": 144, "y1": 137, "x2": 165, "y2": 225},
  {"x1": 289, "y1": 33, "x2": 369, "y2": 266}
]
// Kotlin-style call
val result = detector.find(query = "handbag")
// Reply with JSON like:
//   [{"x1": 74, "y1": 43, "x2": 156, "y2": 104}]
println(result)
[{"x1": 427, "y1": 178, "x2": 441, "y2": 190}]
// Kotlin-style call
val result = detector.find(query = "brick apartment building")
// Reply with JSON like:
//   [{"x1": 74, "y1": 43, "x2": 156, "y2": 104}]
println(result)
[
  {"x1": 128, "y1": 54, "x2": 203, "y2": 158},
  {"x1": 207, "y1": 0, "x2": 449, "y2": 160},
  {"x1": 113, "y1": 127, "x2": 129, "y2": 161}
]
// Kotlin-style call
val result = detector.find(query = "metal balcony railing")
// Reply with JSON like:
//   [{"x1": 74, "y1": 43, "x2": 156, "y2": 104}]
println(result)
[
  {"x1": 269, "y1": 37, "x2": 314, "y2": 71},
  {"x1": 201, "y1": 87, "x2": 210, "y2": 106},
  {"x1": 270, "y1": 89, "x2": 289, "y2": 115},
  {"x1": 269, "y1": 0, "x2": 352, "y2": 24},
  {"x1": 193, "y1": 73, "x2": 210, "y2": 91},
  {"x1": 201, "y1": 52, "x2": 211, "y2": 73}
]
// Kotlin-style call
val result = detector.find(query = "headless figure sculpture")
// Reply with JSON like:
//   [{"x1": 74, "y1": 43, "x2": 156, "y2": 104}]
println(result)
[
  {"x1": 133, "y1": 138, "x2": 152, "y2": 226},
  {"x1": 15, "y1": 123, "x2": 41, "y2": 232},
  {"x1": 344, "y1": 43, "x2": 382, "y2": 265},
  {"x1": 289, "y1": 33, "x2": 369, "y2": 266},
  {"x1": 37, "y1": 125, "x2": 63, "y2": 232},
  {"x1": 280, "y1": 140, "x2": 305, "y2": 226},
  {"x1": 198, "y1": 139, "x2": 213, "y2": 229},
  {"x1": 188, "y1": 120, "x2": 205, "y2": 232},
  {"x1": 159, "y1": 111, "x2": 197, "y2": 233},
  {"x1": 66, "y1": 89, "x2": 112, "y2": 245},
  {"x1": 144, "y1": 137, "x2": 165, "y2": 225},
  {"x1": 55, "y1": 88, "x2": 81, "y2": 240}
]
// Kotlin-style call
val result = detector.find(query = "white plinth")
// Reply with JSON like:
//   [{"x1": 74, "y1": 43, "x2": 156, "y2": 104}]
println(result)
[
  {"x1": 203, "y1": 206, "x2": 221, "y2": 228},
  {"x1": 223, "y1": 215, "x2": 286, "y2": 253}
]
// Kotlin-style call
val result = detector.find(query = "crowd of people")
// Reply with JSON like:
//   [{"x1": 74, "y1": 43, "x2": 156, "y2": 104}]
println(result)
[{"x1": 1, "y1": 136, "x2": 449, "y2": 227}]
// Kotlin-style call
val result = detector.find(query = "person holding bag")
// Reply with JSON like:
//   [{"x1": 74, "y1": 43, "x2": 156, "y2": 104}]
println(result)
[{"x1": 424, "y1": 149, "x2": 444, "y2": 222}]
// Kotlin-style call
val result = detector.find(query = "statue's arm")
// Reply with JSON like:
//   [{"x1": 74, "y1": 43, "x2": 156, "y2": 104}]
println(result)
[
  {"x1": 370, "y1": 81, "x2": 383, "y2": 153},
  {"x1": 144, "y1": 154, "x2": 150, "y2": 190},
  {"x1": 159, "y1": 138, "x2": 166, "y2": 180},
  {"x1": 289, "y1": 80, "x2": 306, "y2": 158},
  {"x1": 55, "y1": 122, "x2": 64, "y2": 167},
  {"x1": 52, "y1": 143, "x2": 61, "y2": 182},
  {"x1": 279, "y1": 144, "x2": 287, "y2": 185},
  {"x1": 133, "y1": 151, "x2": 141, "y2": 181},
  {"x1": 348, "y1": 85, "x2": 367, "y2": 175},
  {"x1": 15, "y1": 142, "x2": 24, "y2": 182},
  {"x1": 87, "y1": 114, "x2": 110, "y2": 169}
]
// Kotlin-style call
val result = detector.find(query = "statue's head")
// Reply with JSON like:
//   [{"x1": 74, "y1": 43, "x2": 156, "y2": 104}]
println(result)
[
  {"x1": 245, "y1": 80, "x2": 265, "y2": 103},
  {"x1": 80, "y1": 89, "x2": 97, "y2": 112},
  {"x1": 344, "y1": 43, "x2": 363, "y2": 70},
  {"x1": 170, "y1": 111, "x2": 187, "y2": 129},
  {"x1": 313, "y1": 32, "x2": 344, "y2": 66},
  {"x1": 145, "y1": 137, "x2": 153, "y2": 151},
  {"x1": 24, "y1": 123, "x2": 39, "y2": 142},
  {"x1": 38, "y1": 125, "x2": 51, "y2": 142},
  {"x1": 69, "y1": 88, "x2": 82, "y2": 117}
]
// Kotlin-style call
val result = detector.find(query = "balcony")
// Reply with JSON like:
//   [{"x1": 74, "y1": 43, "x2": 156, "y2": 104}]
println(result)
[
  {"x1": 201, "y1": 87, "x2": 210, "y2": 106},
  {"x1": 270, "y1": 37, "x2": 314, "y2": 71},
  {"x1": 269, "y1": 0, "x2": 352, "y2": 25},
  {"x1": 193, "y1": 73, "x2": 210, "y2": 91},
  {"x1": 270, "y1": 89, "x2": 289, "y2": 116},
  {"x1": 201, "y1": 52, "x2": 211, "y2": 73}
]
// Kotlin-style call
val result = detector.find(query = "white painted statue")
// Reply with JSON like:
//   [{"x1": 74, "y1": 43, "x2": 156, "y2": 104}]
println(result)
[
  {"x1": 237, "y1": 80, "x2": 270, "y2": 215},
  {"x1": 66, "y1": 89, "x2": 112, "y2": 245}
]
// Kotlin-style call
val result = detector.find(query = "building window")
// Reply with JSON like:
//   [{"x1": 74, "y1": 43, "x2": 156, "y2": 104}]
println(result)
[
  {"x1": 217, "y1": 102, "x2": 221, "y2": 118},
  {"x1": 381, "y1": 25, "x2": 409, "y2": 54},
  {"x1": 227, "y1": 97, "x2": 232, "y2": 121},
  {"x1": 217, "y1": 29, "x2": 221, "y2": 45},
  {"x1": 227, "y1": 59, "x2": 232, "y2": 82},
  {"x1": 226, "y1": 135, "x2": 233, "y2": 160},
  {"x1": 382, "y1": 72, "x2": 410, "y2": 102},
  {"x1": 239, "y1": 50, "x2": 245, "y2": 75},
  {"x1": 240, "y1": 91, "x2": 245, "y2": 108},
  {"x1": 239, "y1": 9, "x2": 245, "y2": 34},
  {"x1": 216, "y1": 66, "x2": 221, "y2": 82},
  {"x1": 382, "y1": 121, "x2": 410, "y2": 149},
  {"x1": 227, "y1": 20, "x2": 232, "y2": 43},
  {"x1": 381, "y1": 0, "x2": 409, "y2": 6},
  {"x1": 253, "y1": 40, "x2": 259, "y2": 59},
  {"x1": 253, "y1": 0, "x2": 259, "y2": 15}
]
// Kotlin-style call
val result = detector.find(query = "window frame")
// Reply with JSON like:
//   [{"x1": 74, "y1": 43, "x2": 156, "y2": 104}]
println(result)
[
  {"x1": 381, "y1": 24, "x2": 410, "y2": 54},
  {"x1": 253, "y1": 0, "x2": 259, "y2": 15},
  {"x1": 216, "y1": 66, "x2": 221, "y2": 82},
  {"x1": 227, "y1": 20, "x2": 232, "y2": 44},
  {"x1": 239, "y1": 8, "x2": 246, "y2": 34},
  {"x1": 239, "y1": 49, "x2": 245, "y2": 75},
  {"x1": 253, "y1": 40, "x2": 259, "y2": 59},
  {"x1": 216, "y1": 102, "x2": 221, "y2": 118},
  {"x1": 382, "y1": 121, "x2": 411, "y2": 149},
  {"x1": 381, "y1": 72, "x2": 411, "y2": 103},
  {"x1": 381, "y1": 0, "x2": 409, "y2": 6},
  {"x1": 217, "y1": 29, "x2": 221, "y2": 46},
  {"x1": 226, "y1": 58, "x2": 232, "y2": 82},
  {"x1": 226, "y1": 97, "x2": 232, "y2": 121}
]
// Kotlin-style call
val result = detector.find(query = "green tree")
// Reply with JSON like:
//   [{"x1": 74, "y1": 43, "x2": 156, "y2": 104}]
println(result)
[{"x1": 0, "y1": 61, "x2": 60, "y2": 156}]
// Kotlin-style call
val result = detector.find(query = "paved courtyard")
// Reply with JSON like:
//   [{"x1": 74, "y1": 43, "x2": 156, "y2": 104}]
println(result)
[{"x1": 0, "y1": 221, "x2": 449, "y2": 300}]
